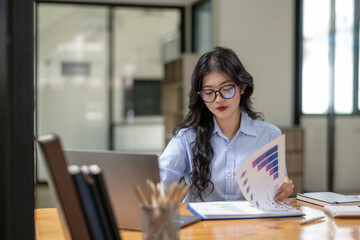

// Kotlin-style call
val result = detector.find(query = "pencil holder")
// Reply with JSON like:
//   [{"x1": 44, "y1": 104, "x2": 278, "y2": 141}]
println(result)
[{"x1": 141, "y1": 204, "x2": 180, "y2": 240}]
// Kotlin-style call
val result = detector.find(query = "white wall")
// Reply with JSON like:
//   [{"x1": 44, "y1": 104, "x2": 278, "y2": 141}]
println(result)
[
  {"x1": 301, "y1": 116, "x2": 360, "y2": 193},
  {"x1": 333, "y1": 117, "x2": 360, "y2": 192},
  {"x1": 301, "y1": 117, "x2": 328, "y2": 190},
  {"x1": 213, "y1": 0, "x2": 294, "y2": 127}
]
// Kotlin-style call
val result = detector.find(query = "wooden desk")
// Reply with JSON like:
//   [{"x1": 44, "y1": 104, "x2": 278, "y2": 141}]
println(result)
[{"x1": 35, "y1": 200, "x2": 360, "y2": 240}]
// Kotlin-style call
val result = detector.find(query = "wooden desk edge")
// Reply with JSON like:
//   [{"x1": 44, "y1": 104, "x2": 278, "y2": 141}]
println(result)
[{"x1": 35, "y1": 199, "x2": 360, "y2": 240}]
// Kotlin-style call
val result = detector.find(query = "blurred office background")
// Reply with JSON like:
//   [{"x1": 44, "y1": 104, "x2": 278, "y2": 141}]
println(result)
[
  {"x1": 34, "y1": 0, "x2": 360, "y2": 208},
  {"x1": 36, "y1": 3, "x2": 184, "y2": 181}
]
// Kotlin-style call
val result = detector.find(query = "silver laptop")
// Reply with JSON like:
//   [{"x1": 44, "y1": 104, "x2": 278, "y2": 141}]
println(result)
[{"x1": 65, "y1": 150, "x2": 200, "y2": 231}]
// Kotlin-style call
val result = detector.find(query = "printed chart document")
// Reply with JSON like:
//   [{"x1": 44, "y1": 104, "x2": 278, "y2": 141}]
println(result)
[
  {"x1": 236, "y1": 134, "x2": 298, "y2": 213},
  {"x1": 187, "y1": 135, "x2": 303, "y2": 220},
  {"x1": 187, "y1": 201, "x2": 303, "y2": 220}
]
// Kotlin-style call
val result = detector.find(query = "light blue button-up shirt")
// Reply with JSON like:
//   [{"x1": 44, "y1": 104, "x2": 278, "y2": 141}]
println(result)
[{"x1": 158, "y1": 109, "x2": 282, "y2": 202}]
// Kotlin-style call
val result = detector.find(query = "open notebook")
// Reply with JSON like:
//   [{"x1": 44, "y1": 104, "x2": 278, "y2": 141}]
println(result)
[{"x1": 187, "y1": 201, "x2": 304, "y2": 220}]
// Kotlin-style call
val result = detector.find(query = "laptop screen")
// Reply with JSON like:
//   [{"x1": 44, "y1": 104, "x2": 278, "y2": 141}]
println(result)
[{"x1": 65, "y1": 150, "x2": 160, "y2": 231}]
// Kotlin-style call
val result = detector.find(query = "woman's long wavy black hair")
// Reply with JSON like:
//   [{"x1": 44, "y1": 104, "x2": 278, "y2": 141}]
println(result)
[{"x1": 174, "y1": 46, "x2": 263, "y2": 200}]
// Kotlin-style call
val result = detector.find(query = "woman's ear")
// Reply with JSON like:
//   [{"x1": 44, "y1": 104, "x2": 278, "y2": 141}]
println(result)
[{"x1": 240, "y1": 85, "x2": 246, "y2": 94}]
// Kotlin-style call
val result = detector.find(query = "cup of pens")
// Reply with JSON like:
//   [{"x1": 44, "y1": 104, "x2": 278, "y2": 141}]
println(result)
[
  {"x1": 141, "y1": 203, "x2": 180, "y2": 240},
  {"x1": 134, "y1": 180, "x2": 190, "y2": 240}
]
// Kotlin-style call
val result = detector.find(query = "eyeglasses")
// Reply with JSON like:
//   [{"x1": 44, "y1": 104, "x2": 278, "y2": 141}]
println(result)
[{"x1": 198, "y1": 84, "x2": 237, "y2": 103}]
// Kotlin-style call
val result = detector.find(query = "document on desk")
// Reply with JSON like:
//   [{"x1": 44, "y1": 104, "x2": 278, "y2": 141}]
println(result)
[
  {"x1": 236, "y1": 134, "x2": 300, "y2": 213},
  {"x1": 187, "y1": 201, "x2": 303, "y2": 220}
]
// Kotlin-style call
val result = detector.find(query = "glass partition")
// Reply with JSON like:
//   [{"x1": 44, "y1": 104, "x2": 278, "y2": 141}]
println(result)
[
  {"x1": 37, "y1": 4, "x2": 109, "y2": 149},
  {"x1": 112, "y1": 7, "x2": 180, "y2": 152},
  {"x1": 36, "y1": 3, "x2": 181, "y2": 181}
]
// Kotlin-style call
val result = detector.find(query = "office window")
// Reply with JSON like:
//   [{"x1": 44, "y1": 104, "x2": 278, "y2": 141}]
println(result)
[
  {"x1": 300, "y1": 0, "x2": 359, "y2": 115},
  {"x1": 192, "y1": 0, "x2": 212, "y2": 54}
]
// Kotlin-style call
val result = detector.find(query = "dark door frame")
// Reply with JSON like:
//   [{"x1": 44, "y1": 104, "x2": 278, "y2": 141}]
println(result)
[{"x1": 0, "y1": 0, "x2": 34, "y2": 239}]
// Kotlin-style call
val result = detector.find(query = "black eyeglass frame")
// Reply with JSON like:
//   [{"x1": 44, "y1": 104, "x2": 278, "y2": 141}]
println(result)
[{"x1": 198, "y1": 84, "x2": 238, "y2": 103}]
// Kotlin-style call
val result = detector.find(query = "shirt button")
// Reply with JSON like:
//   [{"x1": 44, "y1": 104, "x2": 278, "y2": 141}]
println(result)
[
  {"x1": 227, "y1": 172, "x2": 232, "y2": 177},
  {"x1": 228, "y1": 145, "x2": 232, "y2": 149}
]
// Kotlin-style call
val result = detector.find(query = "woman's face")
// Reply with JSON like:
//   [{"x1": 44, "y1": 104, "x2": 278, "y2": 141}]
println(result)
[{"x1": 200, "y1": 71, "x2": 245, "y2": 122}]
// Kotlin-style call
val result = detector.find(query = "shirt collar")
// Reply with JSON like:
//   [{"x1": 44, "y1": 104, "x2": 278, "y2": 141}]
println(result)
[
  {"x1": 212, "y1": 108, "x2": 257, "y2": 137},
  {"x1": 239, "y1": 109, "x2": 257, "y2": 137}
]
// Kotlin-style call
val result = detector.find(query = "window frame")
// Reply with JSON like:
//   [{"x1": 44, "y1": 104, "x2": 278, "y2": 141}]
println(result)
[
  {"x1": 296, "y1": 0, "x2": 360, "y2": 123},
  {"x1": 191, "y1": 0, "x2": 212, "y2": 54}
]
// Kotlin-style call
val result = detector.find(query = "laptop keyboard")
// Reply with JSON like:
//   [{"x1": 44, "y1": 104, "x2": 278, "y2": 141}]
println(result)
[{"x1": 324, "y1": 205, "x2": 360, "y2": 217}]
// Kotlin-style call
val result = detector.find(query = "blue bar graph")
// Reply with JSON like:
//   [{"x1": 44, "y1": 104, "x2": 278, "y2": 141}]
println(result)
[
  {"x1": 266, "y1": 159, "x2": 278, "y2": 171},
  {"x1": 269, "y1": 166, "x2": 278, "y2": 176},
  {"x1": 256, "y1": 152, "x2": 278, "y2": 171},
  {"x1": 252, "y1": 145, "x2": 278, "y2": 167},
  {"x1": 251, "y1": 144, "x2": 279, "y2": 180}
]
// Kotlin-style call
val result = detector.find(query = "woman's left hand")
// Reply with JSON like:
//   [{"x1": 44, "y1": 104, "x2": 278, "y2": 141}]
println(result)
[{"x1": 274, "y1": 176, "x2": 294, "y2": 203}]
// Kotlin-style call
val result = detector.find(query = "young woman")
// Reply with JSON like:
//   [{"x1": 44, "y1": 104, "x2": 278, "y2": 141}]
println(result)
[{"x1": 159, "y1": 46, "x2": 293, "y2": 202}]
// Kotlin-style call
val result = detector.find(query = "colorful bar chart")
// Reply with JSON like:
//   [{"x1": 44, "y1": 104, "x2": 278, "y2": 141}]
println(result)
[{"x1": 252, "y1": 145, "x2": 279, "y2": 180}]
